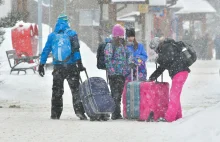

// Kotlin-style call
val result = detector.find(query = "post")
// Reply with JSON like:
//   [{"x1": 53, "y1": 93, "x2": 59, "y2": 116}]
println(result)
[
  {"x1": 141, "y1": 13, "x2": 146, "y2": 47},
  {"x1": 49, "y1": 0, "x2": 51, "y2": 33},
  {"x1": 99, "y1": 2, "x2": 103, "y2": 43},
  {"x1": 109, "y1": 3, "x2": 117, "y2": 26},
  {"x1": 38, "y1": 0, "x2": 43, "y2": 54},
  {"x1": 64, "y1": 0, "x2": 66, "y2": 14}
]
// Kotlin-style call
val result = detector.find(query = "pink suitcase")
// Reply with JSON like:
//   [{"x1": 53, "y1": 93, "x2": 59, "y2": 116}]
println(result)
[
  {"x1": 139, "y1": 82, "x2": 169, "y2": 121},
  {"x1": 139, "y1": 82, "x2": 156, "y2": 121},
  {"x1": 123, "y1": 65, "x2": 169, "y2": 121}
]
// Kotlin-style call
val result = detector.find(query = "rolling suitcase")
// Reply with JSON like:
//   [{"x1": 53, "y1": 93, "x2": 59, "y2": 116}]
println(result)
[
  {"x1": 124, "y1": 67, "x2": 156, "y2": 121},
  {"x1": 139, "y1": 64, "x2": 169, "y2": 121},
  {"x1": 125, "y1": 67, "x2": 143, "y2": 119},
  {"x1": 152, "y1": 64, "x2": 169, "y2": 121},
  {"x1": 123, "y1": 64, "x2": 169, "y2": 121},
  {"x1": 126, "y1": 73, "x2": 141, "y2": 119},
  {"x1": 79, "y1": 70, "x2": 116, "y2": 120}
]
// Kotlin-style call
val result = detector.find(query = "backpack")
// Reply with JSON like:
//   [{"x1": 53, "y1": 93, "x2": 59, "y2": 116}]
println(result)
[
  {"x1": 52, "y1": 29, "x2": 73, "y2": 62},
  {"x1": 96, "y1": 42, "x2": 116, "y2": 70},
  {"x1": 97, "y1": 42, "x2": 107, "y2": 69},
  {"x1": 175, "y1": 41, "x2": 197, "y2": 67}
]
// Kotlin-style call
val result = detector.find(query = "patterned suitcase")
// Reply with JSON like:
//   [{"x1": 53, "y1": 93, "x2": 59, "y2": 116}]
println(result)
[
  {"x1": 139, "y1": 82, "x2": 169, "y2": 121},
  {"x1": 139, "y1": 82, "x2": 157, "y2": 121},
  {"x1": 123, "y1": 65, "x2": 169, "y2": 121},
  {"x1": 125, "y1": 68, "x2": 142, "y2": 119},
  {"x1": 79, "y1": 72, "x2": 116, "y2": 119},
  {"x1": 153, "y1": 82, "x2": 169, "y2": 120},
  {"x1": 126, "y1": 80, "x2": 141, "y2": 119}
]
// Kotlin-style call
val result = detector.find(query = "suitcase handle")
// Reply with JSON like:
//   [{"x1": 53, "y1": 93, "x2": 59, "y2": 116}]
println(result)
[
  {"x1": 156, "y1": 63, "x2": 163, "y2": 82},
  {"x1": 79, "y1": 69, "x2": 89, "y2": 83},
  {"x1": 131, "y1": 65, "x2": 139, "y2": 81}
]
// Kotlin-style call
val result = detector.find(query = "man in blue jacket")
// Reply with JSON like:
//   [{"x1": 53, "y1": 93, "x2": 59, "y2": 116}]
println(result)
[{"x1": 38, "y1": 14, "x2": 87, "y2": 120}]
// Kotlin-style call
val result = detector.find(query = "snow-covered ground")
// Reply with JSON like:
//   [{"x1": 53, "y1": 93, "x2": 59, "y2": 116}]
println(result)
[{"x1": 0, "y1": 25, "x2": 220, "y2": 142}]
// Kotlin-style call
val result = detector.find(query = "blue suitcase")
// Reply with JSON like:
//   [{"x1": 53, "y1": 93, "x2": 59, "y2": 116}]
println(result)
[
  {"x1": 126, "y1": 67, "x2": 142, "y2": 119},
  {"x1": 79, "y1": 76, "x2": 116, "y2": 120},
  {"x1": 126, "y1": 81, "x2": 141, "y2": 119}
]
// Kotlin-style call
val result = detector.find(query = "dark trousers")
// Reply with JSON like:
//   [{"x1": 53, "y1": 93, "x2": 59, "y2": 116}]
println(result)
[
  {"x1": 51, "y1": 64, "x2": 84, "y2": 118},
  {"x1": 108, "y1": 75, "x2": 125, "y2": 116}
]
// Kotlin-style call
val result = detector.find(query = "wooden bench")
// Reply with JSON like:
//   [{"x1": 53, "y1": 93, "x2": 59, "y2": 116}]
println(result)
[{"x1": 6, "y1": 50, "x2": 39, "y2": 74}]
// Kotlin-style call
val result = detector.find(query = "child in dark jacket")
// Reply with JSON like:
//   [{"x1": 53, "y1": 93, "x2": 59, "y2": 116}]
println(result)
[
  {"x1": 149, "y1": 37, "x2": 190, "y2": 122},
  {"x1": 104, "y1": 24, "x2": 131, "y2": 120}
]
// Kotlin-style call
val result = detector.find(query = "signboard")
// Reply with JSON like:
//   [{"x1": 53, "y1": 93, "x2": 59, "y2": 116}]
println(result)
[
  {"x1": 117, "y1": 21, "x2": 125, "y2": 27},
  {"x1": 111, "y1": 0, "x2": 149, "y2": 4},
  {"x1": 138, "y1": 4, "x2": 149, "y2": 13}
]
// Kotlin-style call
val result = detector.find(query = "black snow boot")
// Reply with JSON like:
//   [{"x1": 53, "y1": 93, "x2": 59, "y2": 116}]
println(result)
[
  {"x1": 90, "y1": 116, "x2": 101, "y2": 121},
  {"x1": 147, "y1": 111, "x2": 154, "y2": 122},
  {"x1": 111, "y1": 113, "x2": 123, "y2": 120},
  {"x1": 76, "y1": 113, "x2": 88, "y2": 120},
  {"x1": 100, "y1": 114, "x2": 110, "y2": 121},
  {"x1": 157, "y1": 117, "x2": 167, "y2": 122},
  {"x1": 50, "y1": 111, "x2": 61, "y2": 120}
]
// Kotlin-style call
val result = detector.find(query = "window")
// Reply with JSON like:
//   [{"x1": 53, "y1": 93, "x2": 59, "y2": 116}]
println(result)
[
  {"x1": 103, "y1": 4, "x2": 109, "y2": 20},
  {"x1": 79, "y1": 9, "x2": 100, "y2": 26}
]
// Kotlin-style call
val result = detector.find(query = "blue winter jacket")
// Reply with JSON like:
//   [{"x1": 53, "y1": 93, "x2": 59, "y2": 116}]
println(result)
[
  {"x1": 127, "y1": 43, "x2": 148, "y2": 62},
  {"x1": 127, "y1": 43, "x2": 148, "y2": 81},
  {"x1": 40, "y1": 19, "x2": 81, "y2": 65}
]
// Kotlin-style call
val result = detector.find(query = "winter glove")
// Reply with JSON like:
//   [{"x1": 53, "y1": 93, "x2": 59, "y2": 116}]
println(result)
[
  {"x1": 38, "y1": 64, "x2": 45, "y2": 77},
  {"x1": 129, "y1": 63, "x2": 136, "y2": 69},
  {"x1": 148, "y1": 77, "x2": 155, "y2": 82},
  {"x1": 77, "y1": 60, "x2": 86, "y2": 72}
]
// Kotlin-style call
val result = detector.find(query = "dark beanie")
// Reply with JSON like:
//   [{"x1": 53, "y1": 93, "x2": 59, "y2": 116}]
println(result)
[{"x1": 126, "y1": 28, "x2": 135, "y2": 37}]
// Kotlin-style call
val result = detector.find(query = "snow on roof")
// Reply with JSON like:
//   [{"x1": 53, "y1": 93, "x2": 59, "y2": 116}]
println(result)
[
  {"x1": 149, "y1": 0, "x2": 166, "y2": 6},
  {"x1": 111, "y1": 0, "x2": 146, "y2": 2},
  {"x1": 170, "y1": 0, "x2": 184, "y2": 9},
  {"x1": 175, "y1": 0, "x2": 216, "y2": 14},
  {"x1": 112, "y1": 0, "x2": 167, "y2": 6},
  {"x1": 117, "y1": 17, "x2": 136, "y2": 22},
  {"x1": 118, "y1": 11, "x2": 140, "y2": 19}
]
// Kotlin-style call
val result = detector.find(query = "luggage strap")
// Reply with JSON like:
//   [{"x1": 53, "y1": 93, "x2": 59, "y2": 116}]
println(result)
[
  {"x1": 156, "y1": 63, "x2": 163, "y2": 82},
  {"x1": 79, "y1": 69, "x2": 89, "y2": 83},
  {"x1": 131, "y1": 66, "x2": 139, "y2": 81}
]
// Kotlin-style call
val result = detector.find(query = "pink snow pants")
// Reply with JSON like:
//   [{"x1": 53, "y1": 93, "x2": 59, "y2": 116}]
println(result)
[{"x1": 165, "y1": 71, "x2": 188, "y2": 122}]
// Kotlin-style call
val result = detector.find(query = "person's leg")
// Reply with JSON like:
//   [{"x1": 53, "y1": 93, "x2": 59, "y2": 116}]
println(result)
[
  {"x1": 165, "y1": 71, "x2": 188, "y2": 122},
  {"x1": 109, "y1": 75, "x2": 125, "y2": 120},
  {"x1": 66, "y1": 65, "x2": 87, "y2": 120},
  {"x1": 51, "y1": 67, "x2": 65, "y2": 119},
  {"x1": 176, "y1": 102, "x2": 182, "y2": 120},
  {"x1": 122, "y1": 79, "x2": 130, "y2": 118}
]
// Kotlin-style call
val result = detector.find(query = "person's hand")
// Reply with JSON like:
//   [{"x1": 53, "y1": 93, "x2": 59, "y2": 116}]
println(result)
[
  {"x1": 78, "y1": 64, "x2": 86, "y2": 71},
  {"x1": 38, "y1": 64, "x2": 45, "y2": 77},
  {"x1": 147, "y1": 78, "x2": 154, "y2": 82},
  {"x1": 77, "y1": 60, "x2": 86, "y2": 72},
  {"x1": 129, "y1": 63, "x2": 136, "y2": 69}
]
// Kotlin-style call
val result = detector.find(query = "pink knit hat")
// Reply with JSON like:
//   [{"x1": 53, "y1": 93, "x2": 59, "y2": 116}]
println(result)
[{"x1": 112, "y1": 24, "x2": 125, "y2": 38}]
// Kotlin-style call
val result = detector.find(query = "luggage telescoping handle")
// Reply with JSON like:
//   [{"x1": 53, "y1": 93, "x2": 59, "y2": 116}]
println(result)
[
  {"x1": 156, "y1": 63, "x2": 163, "y2": 82},
  {"x1": 79, "y1": 69, "x2": 89, "y2": 83},
  {"x1": 131, "y1": 65, "x2": 139, "y2": 81}
]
